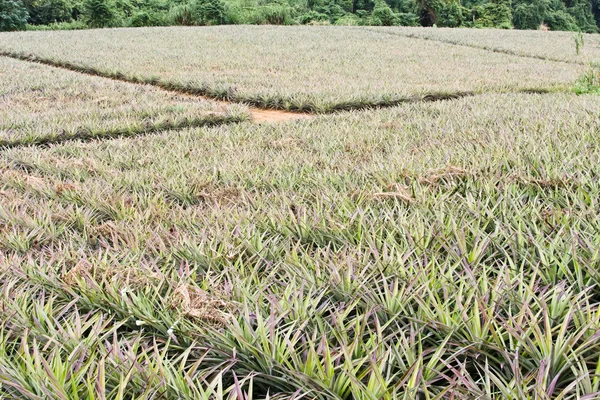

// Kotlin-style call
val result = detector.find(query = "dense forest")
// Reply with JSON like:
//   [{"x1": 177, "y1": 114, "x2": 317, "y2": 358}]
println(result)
[{"x1": 1, "y1": 0, "x2": 599, "y2": 33}]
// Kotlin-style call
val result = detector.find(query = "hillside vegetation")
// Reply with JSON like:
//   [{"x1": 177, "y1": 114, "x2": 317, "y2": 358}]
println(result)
[{"x1": 1, "y1": 0, "x2": 600, "y2": 32}]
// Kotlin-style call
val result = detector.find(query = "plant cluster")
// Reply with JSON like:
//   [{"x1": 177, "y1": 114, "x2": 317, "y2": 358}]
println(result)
[
  {"x1": 1, "y1": 90, "x2": 600, "y2": 397},
  {"x1": 1, "y1": 0, "x2": 599, "y2": 31},
  {"x1": 0, "y1": 26, "x2": 581, "y2": 112},
  {"x1": 0, "y1": 57, "x2": 249, "y2": 146},
  {"x1": 0, "y1": 0, "x2": 28, "y2": 31},
  {"x1": 370, "y1": 25, "x2": 600, "y2": 63}
]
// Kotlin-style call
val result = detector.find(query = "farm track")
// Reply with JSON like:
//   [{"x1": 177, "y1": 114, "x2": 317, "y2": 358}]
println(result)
[{"x1": 360, "y1": 27, "x2": 582, "y2": 65}]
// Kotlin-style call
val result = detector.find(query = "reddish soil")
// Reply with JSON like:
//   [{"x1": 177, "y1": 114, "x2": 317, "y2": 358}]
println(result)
[{"x1": 250, "y1": 108, "x2": 312, "y2": 123}]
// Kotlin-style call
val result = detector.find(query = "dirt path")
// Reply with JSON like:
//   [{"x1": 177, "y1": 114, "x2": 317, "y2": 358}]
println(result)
[{"x1": 249, "y1": 108, "x2": 312, "y2": 123}]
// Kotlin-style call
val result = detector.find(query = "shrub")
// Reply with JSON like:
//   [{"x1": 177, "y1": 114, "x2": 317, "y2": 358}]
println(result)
[
  {"x1": 249, "y1": 3, "x2": 296, "y2": 24},
  {"x1": 307, "y1": 0, "x2": 347, "y2": 23},
  {"x1": 114, "y1": 0, "x2": 133, "y2": 16},
  {"x1": 25, "y1": 19, "x2": 86, "y2": 29},
  {"x1": 574, "y1": 63, "x2": 600, "y2": 94},
  {"x1": 472, "y1": 0, "x2": 512, "y2": 28},
  {"x1": 299, "y1": 10, "x2": 329, "y2": 23},
  {"x1": 23, "y1": 0, "x2": 73, "y2": 25},
  {"x1": 82, "y1": 0, "x2": 116, "y2": 27},
  {"x1": 437, "y1": 0, "x2": 463, "y2": 27},
  {"x1": 169, "y1": 3, "x2": 195, "y2": 25},
  {"x1": 129, "y1": 9, "x2": 165, "y2": 26},
  {"x1": 0, "y1": 0, "x2": 28, "y2": 31},
  {"x1": 193, "y1": 0, "x2": 226, "y2": 25},
  {"x1": 513, "y1": 3, "x2": 543, "y2": 29},
  {"x1": 396, "y1": 11, "x2": 419, "y2": 25},
  {"x1": 334, "y1": 13, "x2": 360, "y2": 24},
  {"x1": 371, "y1": 0, "x2": 397, "y2": 25},
  {"x1": 545, "y1": 9, "x2": 579, "y2": 31}
]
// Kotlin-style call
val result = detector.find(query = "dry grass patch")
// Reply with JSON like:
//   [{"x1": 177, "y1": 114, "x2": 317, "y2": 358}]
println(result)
[
  {"x1": 62, "y1": 260, "x2": 163, "y2": 289},
  {"x1": 170, "y1": 284, "x2": 234, "y2": 326}
]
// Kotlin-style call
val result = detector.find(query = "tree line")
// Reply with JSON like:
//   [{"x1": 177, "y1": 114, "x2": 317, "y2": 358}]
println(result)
[{"x1": 1, "y1": 0, "x2": 599, "y2": 33}]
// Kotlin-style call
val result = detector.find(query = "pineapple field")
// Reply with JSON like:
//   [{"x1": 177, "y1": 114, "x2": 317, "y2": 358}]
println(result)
[{"x1": 1, "y1": 26, "x2": 600, "y2": 399}]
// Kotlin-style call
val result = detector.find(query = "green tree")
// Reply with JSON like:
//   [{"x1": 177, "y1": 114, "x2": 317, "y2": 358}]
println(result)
[
  {"x1": 82, "y1": 0, "x2": 116, "y2": 27},
  {"x1": 169, "y1": 3, "x2": 194, "y2": 25},
  {"x1": 193, "y1": 0, "x2": 225, "y2": 24},
  {"x1": 437, "y1": 0, "x2": 463, "y2": 26},
  {"x1": 22, "y1": 0, "x2": 73, "y2": 24},
  {"x1": 545, "y1": 9, "x2": 579, "y2": 30},
  {"x1": 417, "y1": 0, "x2": 438, "y2": 25},
  {"x1": 513, "y1": 0, "x2": 546, "y2": 29},
  {"x1": 414, "y1": 0, "x2": 467, "y2": 27},
  {"x1": 371, "y1": 0, "x2": 397, "y2": 24},
  {"x1": 385, "y1": 0, "x2": 415, "y2": 12},
  {"x1": 566, "y1": 0, "x2": 598, "y2": 31},
  {"x1": 395, "y1": 11, "x2": 419, "y2": 24},
  {"x1": 473, "y1": 0, "x2": 512, "y2": 28},
  {"x1": 129, "y1": 9, "x2": 165, "y2": 25},
  {"x1": 0, "y1": 0, "x2": 28, "y2": 30}
]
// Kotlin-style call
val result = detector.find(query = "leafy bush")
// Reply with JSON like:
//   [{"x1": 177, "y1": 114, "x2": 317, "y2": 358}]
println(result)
[
  {"x1": 306, "y1": 0, "x2": 346, "y2": 22},
  {"x1": 334, "y1": 12, "x2": 360, "y2": 24},
  {"x1": 0, "y1": 0, "x2": 28, "y2": 30},
  {"x1": 193, "y1": 0, "x2": 226, "y2": 25},
  {"x1": 129, "y1": 9, "x2": 165, "y2": 26},
  {"x1": 472, "y1": 0, "x2": 512, "y2": 28},
  {"x1": 512, "y1": 0, "x2": 550, "y2": 29},
  {"x1": 574, "y1": 63, "x2": 600, "y2": 94},
  {"x1": 168, "y1": 3, "x2": 195, "y2": 24},
  {"x1": 371, "y1": 0, "x2": 397, "y2": 25},
  {"x1": 513, "y1": 3, "x2": 543, "y2": 29},
  {"x1": 25, "y1": 19, "x2": 86, "y2": 28},
  {"x1": 82, "y1": 0, "x2": 116, "y2": 27},
  {"x1": 437, "y1": 0, "x2": 463, "y2": 27},
  {"x1": 298, "y1": 9, "x2": 329, "y2": 23},
  {"x1": 545, "y1": 9, "x2": 579, "y2": 30},
  {"x1": 250, "y1": 3, "x2": 296, "y2": 24},
  {"x1": 22, "y1": 0, "x2": 73, "y2": 25},
  {"x1": 567, "y1": 0, "x2": 598, "y2": 32},
  {"x1": 395, "y1": 11, "x2": 419, "y2": 24}
]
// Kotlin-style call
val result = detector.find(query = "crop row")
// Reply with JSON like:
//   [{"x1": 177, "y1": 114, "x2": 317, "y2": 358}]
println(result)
[
  {"x1": 0, "y1": 26, "x2": 583, "y2": 112},
  {"x1": 0, "y1": 57, "x2": 249, "y2": 147},
  {"x1": 2, "y1": 93, "x2": 600, "y2": 397},
  {"x1": 367, "y1": 26, "x2": 600, "y2": 64}
]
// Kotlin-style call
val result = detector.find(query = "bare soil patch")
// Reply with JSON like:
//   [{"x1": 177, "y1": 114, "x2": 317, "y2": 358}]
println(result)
[{"x1": 250, "y1": 108, "x2": 312, "y2": 123}]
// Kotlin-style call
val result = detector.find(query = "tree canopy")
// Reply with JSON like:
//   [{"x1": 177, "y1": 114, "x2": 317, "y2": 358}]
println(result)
[{"x1": 2, "y1": 0, "x2": 599, "y2": 31}]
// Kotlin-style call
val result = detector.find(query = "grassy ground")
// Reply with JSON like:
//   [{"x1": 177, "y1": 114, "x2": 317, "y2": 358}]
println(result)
[
  {"x1": 2, "y1": 81, "x2": 600, "y2": 398},
  {"x1": 0, "y1": 26, "x2": 583, "y2": 111}
]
